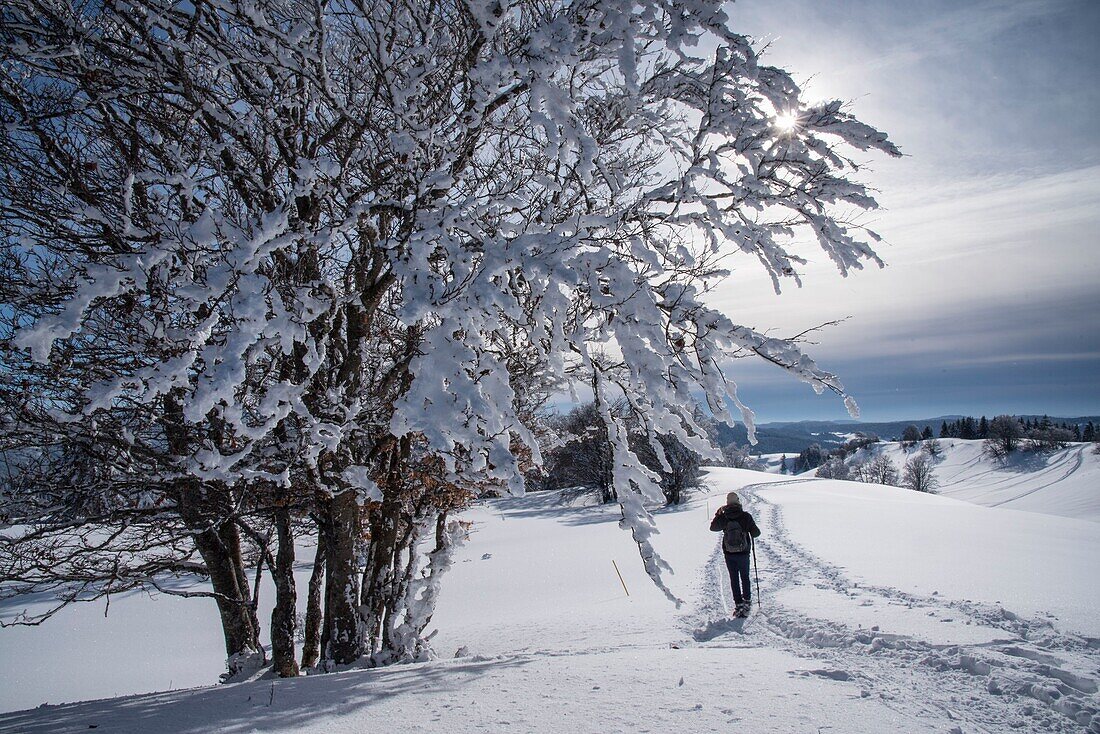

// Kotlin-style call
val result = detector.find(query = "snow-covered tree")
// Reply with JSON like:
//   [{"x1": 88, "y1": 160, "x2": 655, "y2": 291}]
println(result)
[
  {"x1": 922, "y1": 437, "x2": 944, "y2": 459},
  {"x1": 835, "y1": 433, "x2": 878, "y2": 459},
  {"x1": 542, "y1": 401, "x2": 621, "y2": 503},
  {"x1": 1, "y1": 0, "x2": 898, "y2": 674},
  {"x1": 723, "y1": 444, "x2": 763, "y2": 471},
  {"x1": 1027, "y1": 427, "x2": 1073, "y2": 453},
  {"x1": 543, "y1": 400, "x2": 704, "y2": 505},
  {"x1": 642, "y1": 434, "x2": 704, "y2": 506}
]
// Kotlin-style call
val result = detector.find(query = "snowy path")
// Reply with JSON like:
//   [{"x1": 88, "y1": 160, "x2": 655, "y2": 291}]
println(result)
[{"x1": 684, "y1": 478, "x2": 1100, "y2": 733}]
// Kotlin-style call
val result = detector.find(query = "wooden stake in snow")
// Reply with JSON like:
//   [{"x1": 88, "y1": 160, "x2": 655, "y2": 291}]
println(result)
[{"x1": 612, "y1": 560, "x2": 630, "y2": 597}]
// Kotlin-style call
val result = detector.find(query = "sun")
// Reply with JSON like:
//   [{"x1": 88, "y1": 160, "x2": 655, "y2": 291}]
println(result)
[{"x1": 773, "y1": 111, "x2": 799, "y2": 133}]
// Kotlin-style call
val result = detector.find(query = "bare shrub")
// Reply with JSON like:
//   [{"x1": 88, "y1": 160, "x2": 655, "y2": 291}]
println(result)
[
  {"x1": 861, "y1": 455, "x2": 899, "y2": 486},
  {"x1": 902, "y1": 455, "x2": 938, "y2": 493}
]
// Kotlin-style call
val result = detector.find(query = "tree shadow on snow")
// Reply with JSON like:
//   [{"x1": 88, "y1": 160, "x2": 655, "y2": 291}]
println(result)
[
  {"x1": 0, "y1": 654, "x2": 535, "y2": 734},
  {"x1": 0, "y1": 576, "x2": 209, "y2": 618},
  {"x1": 990, "y1": 449, "x2": 1066, "y2": 475}
]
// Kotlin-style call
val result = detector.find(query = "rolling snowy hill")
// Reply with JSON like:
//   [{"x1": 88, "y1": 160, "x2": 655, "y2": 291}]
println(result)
[
  {"x1": 847, "y1": 439, "x2": 1100, "y2": 522},
  {"x1": 2, "y1": 465, "x2": 1098, "y2": 733}
]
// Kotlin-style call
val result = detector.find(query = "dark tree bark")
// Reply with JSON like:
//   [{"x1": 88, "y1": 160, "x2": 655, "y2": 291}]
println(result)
[
  {"x1": 189, "y1": 522, "x2": 260, "y2": 663},
  {"x1": 361, "y1": 440, "x2": 409, "y2": 656},
  {"x1": 164, "y1": 392, "x2": 260, "y2": 667},
  {"x1": 270, "y1": 500, "x2": 299, "y2": 677},
  {"x1": 379, "y1": 511, "x2": 417, "y2": 656},
  {"x1": 320, "y1": 489, "x2": 364, "y2": 665},
  {"x1": 224, "y1": 519, "x2": 263, "y2": 655},
  {"x1": 301, "y1": 530, "x2": 326, "y2": 669}
]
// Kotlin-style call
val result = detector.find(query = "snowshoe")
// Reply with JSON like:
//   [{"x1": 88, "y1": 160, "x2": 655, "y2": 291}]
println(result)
[{"x1": 734, "y1": 602, "x2": 750, "y2": 618}]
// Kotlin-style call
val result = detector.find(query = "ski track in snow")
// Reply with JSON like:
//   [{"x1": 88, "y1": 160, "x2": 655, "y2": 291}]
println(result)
[
  {"x1": 682, "y1": 479, "x2": 1100, "y2": 734},
  {"x1": 988, "y1": 446, "x2": 1087, "y2": 508},
  {"x1": 887, "y1": 440, "x2": 1098, "y2": 521}
]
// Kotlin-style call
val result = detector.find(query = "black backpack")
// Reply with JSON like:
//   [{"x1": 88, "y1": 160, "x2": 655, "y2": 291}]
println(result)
[{"x1": 722, "y1": 515, "x2": 750, "y2": 553}]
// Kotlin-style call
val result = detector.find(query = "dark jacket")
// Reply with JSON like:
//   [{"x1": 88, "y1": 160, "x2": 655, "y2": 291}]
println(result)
[{"x1": 710, "y1": 506, "x2": 761, "y2": 554}]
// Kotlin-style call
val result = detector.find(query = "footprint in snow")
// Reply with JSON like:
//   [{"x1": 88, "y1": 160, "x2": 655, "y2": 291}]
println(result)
[{"x1": 692, "y1": 618, "x2": 745, "y2": 642}]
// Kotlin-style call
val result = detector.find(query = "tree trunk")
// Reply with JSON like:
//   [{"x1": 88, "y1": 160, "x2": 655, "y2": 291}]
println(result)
[
  {"x1": 360, "y1": 436, "x2": 413, "y2": 655},
  {"x1": 361, "y1": 488, "x2": 402, "y2": 655},
  {"x1": 174, "y1": 482, "x2": 259, "y2": 667},
  {"x1": 270, "y1": 502, "x2": 299, "y2": 677},
  {"x1": 379, "y1": 513, "x2": 417, "y2": 657},
  {"x1": 320, "y1": 489, "x2": 364, "y2": 665},
  {"x1": 189, "y1": 525, "x2": 259, "y2": 661},
  {"x1": 219, "y1": 519, "x2": 263, "y2": 655},
  {"x1": 301, "y1": 530, "x2": 326, "y2": 669},
  {"x1": 163, "y1": 391, "x2": 259, "y2": 669}
]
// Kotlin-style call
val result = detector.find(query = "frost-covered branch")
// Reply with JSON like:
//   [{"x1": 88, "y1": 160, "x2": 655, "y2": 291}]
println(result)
[{"x1": 1, "y1": 0, "x2": 896, "y2": 672}]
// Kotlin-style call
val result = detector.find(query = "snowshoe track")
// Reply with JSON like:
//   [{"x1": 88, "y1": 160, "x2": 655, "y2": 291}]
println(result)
[{"x1": 684, "y1": 479, "x2": 1100, "y2": 733}]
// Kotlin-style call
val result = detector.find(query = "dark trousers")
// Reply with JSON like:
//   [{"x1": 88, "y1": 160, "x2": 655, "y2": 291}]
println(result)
[{"x1": 724, "y1": 551, "x2": 752, "y2": 605}]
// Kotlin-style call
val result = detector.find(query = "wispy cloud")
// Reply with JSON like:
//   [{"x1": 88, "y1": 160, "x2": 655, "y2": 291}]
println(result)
[
  {"x1": 820, "y1": 0, "x2": 1063, "y2": 79},
  {"x1": 711, "y1": 163, "x2": 1100, "y2": 345},
  {"x1": 706, "y1": 0, "x2": 1100, "y2": 420},
  {"x1": 948, "y1": 352, "x2": 1100, "y2": 367}
]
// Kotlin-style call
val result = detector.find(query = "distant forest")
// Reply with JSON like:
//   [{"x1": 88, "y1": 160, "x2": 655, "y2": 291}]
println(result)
[
  {"x1": 934, "y1": 415, "x2": 1095, "y2": 442},
  {"x1": 701, "y1": 414, "x2": 1100, "y2": 456}
]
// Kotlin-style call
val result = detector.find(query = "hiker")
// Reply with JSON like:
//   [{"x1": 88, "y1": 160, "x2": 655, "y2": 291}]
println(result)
[{"x1": 710, "y1": 492, "x2": 761, "y2": 618}]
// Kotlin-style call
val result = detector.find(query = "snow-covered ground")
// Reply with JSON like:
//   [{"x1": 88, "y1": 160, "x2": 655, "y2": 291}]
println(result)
[
  {"x1": 1, "y1": 467, "x2": 1098, "y2": 732},
  {"x1": 845, "y1": 439, "x2": 1100, "y2": 521}
]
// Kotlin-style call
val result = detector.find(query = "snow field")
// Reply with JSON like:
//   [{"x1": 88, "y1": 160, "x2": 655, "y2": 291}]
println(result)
[
  {"x1": 728, "y1": 471, "x2": 1100, "y2": 732},
  {"x1": 0, "y1": 580, "x2": 229, "y2": 711},
  {"x1": 847, "y1": 439, "x2": 1100, "y2": 521},
  {"x1": 766, "y1": 475, "x2": 1100, "y2": 635},
  {"x1": 2, "y1": 465, "x2": 1098, "y2": 733},
  {"x1": 0, "y1": 482, "x2": 914, "y2": 733},
  {"x1": 0, "y1": 645, "x2": 910, "y2": 734}
]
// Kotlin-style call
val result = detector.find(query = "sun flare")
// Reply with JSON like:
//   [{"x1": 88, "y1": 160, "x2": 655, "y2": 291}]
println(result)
[{"x1": 774, "y1": 111, "x2": 799, "y2": 133}]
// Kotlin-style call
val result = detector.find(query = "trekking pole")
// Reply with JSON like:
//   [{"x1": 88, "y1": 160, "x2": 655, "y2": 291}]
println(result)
[{"x1": 751, "y1": 535, "x2": 760, "y2": 609}]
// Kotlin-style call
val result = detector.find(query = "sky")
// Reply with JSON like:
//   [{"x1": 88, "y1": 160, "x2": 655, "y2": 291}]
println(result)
[{"x1": 705, "y1": 0, "x2": 1100, "y2": 422}]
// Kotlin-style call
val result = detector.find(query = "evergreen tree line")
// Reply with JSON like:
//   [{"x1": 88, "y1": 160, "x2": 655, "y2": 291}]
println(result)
[{"x1": 938, "y1": 415, "x2": 1094, "y2": 442}]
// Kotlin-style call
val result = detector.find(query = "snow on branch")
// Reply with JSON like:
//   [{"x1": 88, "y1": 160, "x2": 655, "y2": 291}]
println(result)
[{"x1": 2, "y1": 0, "x2": 896, "y2": 630}]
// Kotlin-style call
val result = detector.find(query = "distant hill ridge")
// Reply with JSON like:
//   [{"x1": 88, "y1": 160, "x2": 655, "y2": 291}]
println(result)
[{"x1": 705, "y1": 415, "x2": 1100, "y2": 455}]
